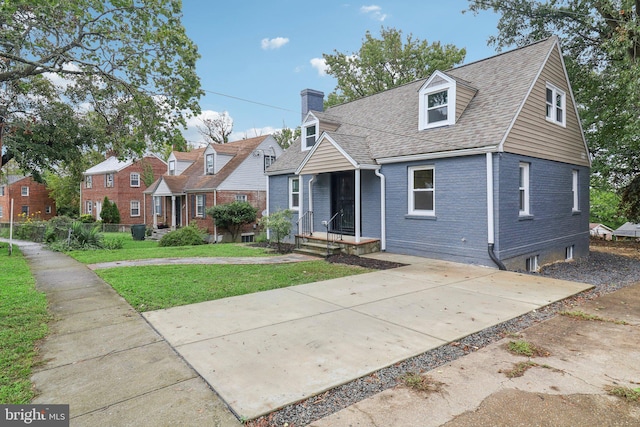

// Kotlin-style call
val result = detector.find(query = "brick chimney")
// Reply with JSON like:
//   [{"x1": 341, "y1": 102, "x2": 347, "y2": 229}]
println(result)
[{"x1": 300, "y1": 89, "x2": 324, "y2": 119}]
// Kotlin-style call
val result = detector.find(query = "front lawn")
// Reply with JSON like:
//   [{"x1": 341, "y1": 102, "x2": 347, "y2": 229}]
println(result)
[
  {"x1": 68, "y1": 232, "x2": 272, "y2": 264},
  {"x1": 97, "y1": 261, "x2": 373, "y2": 311},
  {"x1": 0, "y1": 244, "x2": 49, "y2": 404}
]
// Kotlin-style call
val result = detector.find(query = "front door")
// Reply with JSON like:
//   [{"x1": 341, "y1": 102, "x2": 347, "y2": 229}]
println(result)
[
  {"x1": 174, "y1": 196, "x2": 181, "y2": 227},
  {"x1": 331, "y1": 171, "x2": 356, "y2": 235}
]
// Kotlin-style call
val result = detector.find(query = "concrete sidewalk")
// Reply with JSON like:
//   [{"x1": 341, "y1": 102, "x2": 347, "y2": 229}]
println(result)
[
  {"x1": 144, "y1": 254, "x2": 593, "y2": 420},
  {"x1": 15, "y1": 242, "x2": 239, "y2": 426}
]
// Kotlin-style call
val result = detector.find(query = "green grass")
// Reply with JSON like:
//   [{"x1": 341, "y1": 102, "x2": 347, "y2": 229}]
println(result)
[
  {"x1": 67, "y1": 232, "x2": 272, "y2": 264},
  {"x1": 98, "y1": 261, "x2": 373, "y2": 311},
  {"x1": 507, "y1": 339, "x2": 550, "y2": 357},
  {"x1": 0, "y1": 243, "x2": 49, "y2": 404}
]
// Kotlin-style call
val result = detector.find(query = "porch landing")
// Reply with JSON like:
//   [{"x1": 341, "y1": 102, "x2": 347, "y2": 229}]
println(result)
[{"x1": 295, "y1": 232, "x2": 380, "y2": 256}]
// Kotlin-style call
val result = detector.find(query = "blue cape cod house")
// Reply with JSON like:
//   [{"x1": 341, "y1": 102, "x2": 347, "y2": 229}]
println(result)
[{"x1": 266, "y1": 36, "x2": 590, "y2": 271}]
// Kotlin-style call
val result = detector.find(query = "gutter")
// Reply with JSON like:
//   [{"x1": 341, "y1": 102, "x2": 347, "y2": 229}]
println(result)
[{"x1": 486, "y1": 153, "x2": 506, "y2": 270}]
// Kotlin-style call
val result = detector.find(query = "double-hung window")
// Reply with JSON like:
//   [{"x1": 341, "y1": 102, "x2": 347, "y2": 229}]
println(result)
[
  {"x1": 85, "y1": 176, "x2": 92, "y2": 189},
  {"x1": 303, "y1": 121, "x2": 318, "y2": 150},
  {"x1": 154, "y1": 196, "x2": 162, "y2": 216},
  {"x1": 408, "y1": 166, "x2": 435, "y2": 215},
  {"x1": 519, "y1": 163, "x2": 530, "y2": 216},
  {"x1": 418, "y1": 72, "x2": 456, "y2": 130},
  {"x1": 0, "y1": 186, "x2": 4, "y2": 196},
  {"x1": 546, "y1": 83, "x2": 566, "y2": 126},
  {"x1": 169, "y1": 160, "x2": 176, "y2": 175},
  {"x1": 21, "y1": 186, "x2": 29, "y2": 196},
  {"x1": 264, "y1": 155, "x2": 276, "y2": 171},
  {"x1": 206, "y1": 154, "x2": 214, "y2": 175},
  {"x1": 105, "y1": 173, "x2": 114, "y2": 188},
  {"x1": 86, "y1": 200, "x2": 93, "y2": 215},
  {"x1": 289, "y1": 177, "x2": 300, "y2": 210},
  {"x1": 572, "y1": 170, "x2": 579, "y2": 212},
  {"x1": 130, "y1": 172, "x2": 140, "y2": 187},
  {"x1": 195, "y1": 195, "x2": 205, "y2": 217},
  {"x1": 130, "y1": 200, "x2": 140, "y2": 217},
  {"x1": 235, "y1": 194, "x2": 247, "y2": 202}
]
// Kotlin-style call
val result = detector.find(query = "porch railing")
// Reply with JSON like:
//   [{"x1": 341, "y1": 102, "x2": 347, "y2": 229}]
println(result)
[
  {"x1": 297, "y1": 210, "x2": 313, "y2": 236},
  {"x1": 324, "y1": 210, "x2": 344, "y2": 244}
]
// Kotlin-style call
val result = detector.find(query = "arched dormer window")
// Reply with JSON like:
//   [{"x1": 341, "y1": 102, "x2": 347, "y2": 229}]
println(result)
[{"x1": 419, "y1": 71, "x2": 456, "y2": 130}]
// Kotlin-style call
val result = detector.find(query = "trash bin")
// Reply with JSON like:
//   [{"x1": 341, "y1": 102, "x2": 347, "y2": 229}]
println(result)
[{"x1": 131, "y1": 224, "x2": 146, "y2": 241}]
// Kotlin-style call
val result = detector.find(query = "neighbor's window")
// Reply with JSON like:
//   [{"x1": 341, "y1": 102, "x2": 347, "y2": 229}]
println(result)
[
  {"x1": 0, "y1": 206, "x2": 3, "y2": 217},
  {"x1": 264, "y1": 155, "x2": 276, "y2": 171},
  {"x1": 235, "y1": 194, "x2": 247, "y2": 202},
  {"x1": 519, "y1": 162, "x2": 530, "y2": 216},
  {"x1": 21, "y1": 186, "x2": 29, "y2": 196},
  {"x1": 206, "y1": 153, "x2": 214, "y2": 175},
  {"x1": 408, "y1": 166, "x2": 435, "y2": 215},
  {"x1": 105, "y1": 173, "x2": 114, "y2": 188},
  {"x1": 0, "y1": 186, "x2": 4, "y2": 196},
  {"x1": 169, "y1": 160, "x2": 176, "y2": 175},
  {"x1": 21, "y1": 205, "x2": 29, "y2": 216},
  {"x1": 546, "y1": 83, "x2": 565, "y2": 126},
  {"x1": 572, "y1": 169, "x2": 579, "y2": 212},
  {"x1": 289, "y1": 177, "x2": 300, "y2": 210},
  {"x1": 130, "y1": 200, "x2": 140, "y2": 217},
  {"x1": 195, "y1": 194, "x2": 205, "y2": 217},
  {"x1": 154, "y1": 196, "x2": 162, "y2": 216},
  {"x1": 86, "y1": 200, "x2": 93, "y2": 215},
  {"x1": 130, "y1": 172, "x2": 140, "y2": 187},
  {"x1": 85, "y1": 175, "x2": 93, "y2": 189},
  {"x1": 45, "y1": 205, "x2": 52, "y2": 214}
]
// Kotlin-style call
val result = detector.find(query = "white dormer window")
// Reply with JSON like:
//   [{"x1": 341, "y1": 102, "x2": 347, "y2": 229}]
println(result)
[
  {"x1": 205, "y1": 153, "x2": 214, "y2": 175},
  {"x1": 302, "y1": 114, "x2": 319, "y2": 151},
  {"x1": 419, "y1": 71, "x2": 456, "y2": 130},
  {"x1": 169, "y1": 160, "x2": 175, "y2": 175}
]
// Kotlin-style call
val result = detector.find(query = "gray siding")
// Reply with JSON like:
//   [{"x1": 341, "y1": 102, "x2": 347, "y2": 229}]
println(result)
[
  {"x1": 495, "y1": 153, "x2": 589, "y2": 270},
  {"x1": 267, "y1": 174, "x2": 296, "y2": 242},
  {"x1": 383, "y1": 155, "x2": 492, "y2": 265},
  {"x1": 361, "y1": 170, "x2": 381, "y2": 238}
]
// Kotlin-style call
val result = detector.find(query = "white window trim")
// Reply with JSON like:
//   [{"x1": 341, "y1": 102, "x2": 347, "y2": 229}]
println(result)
[
  {"x1": 572, "y1": 169, "x2": 579, "y2": 212},
  {"x1": 105, "y1": 173, "x2": 114, "y2": 188},
  {"x1": 0, "y1": 206, "x2": 3, "y2": 217},
  {"x1": 130, "y1": 172, "x2": 140, "y2": 188},
  {"x1": 195, "y1": 194, "x2": 205, "y2": 217},
  {"x1": 408, "y1": 165, "x2": 435, "y2": 216},
  {"x1": 235, "y1": 194, "x2": 247, "y2": 202},
  {"x1": 545, "y1": 83, "x2": 566, "y2": 127},
  {"x1": 21, "y1": 186, "x2": 29, "y2": 196},
  {"x1": 86, "y1": 200, "x2": 93, "y2": 215},
  {"x1": 205, "y1": 153, "x2": 215, "y2": 175},
  {"x1": 302, "y1": 119, "x2": 319, "y2": 151},
  {"x1": 154, "y1": 196, "x2": 162, "y2": 216},
  {"x1": 46, "y1": 205, "x2": 52, "y2": 214},
  {"x1": 130, "y1": 200, "x2": 140, "y2": 217},
  {"x1": 566, "y1": 245, "x2": 574, "y2": 261},
  {"x1": 519, "y1": 162, "x2": 530, "y2": 216},
  {"x1": 169, "y1": 160, "x2": 176, "y2": 175},
  {"x1": 289, "y1": 177, "x2": 300, "y2": 210},
  {"x1": 0, "y1": 186, "x2": 4, "y2": 196},
  {"x1": 418, "y1": 78, "x2": 456, "y2": 130},
  {"x1": 85, "y1": 176, "x2": 92, "y2": 189}
]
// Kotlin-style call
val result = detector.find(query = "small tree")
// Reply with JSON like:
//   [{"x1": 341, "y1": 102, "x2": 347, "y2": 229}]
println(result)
[
  {"x1": 100, "y1": 197, "x2": 121, "y2": 224},
  {"x1": 258, "y1": 209, "x2": 293, "y2": 253},
  {"x1": 206, "y1": 201, "x2": 257, "y2": 242}
]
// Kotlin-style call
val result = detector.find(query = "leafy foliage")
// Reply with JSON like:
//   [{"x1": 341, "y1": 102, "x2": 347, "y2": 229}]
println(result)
[
  {"x1": 323, "y1": 27, "x2": 466, "y2": 107},
  {"x1": 159, "y1": 224, "x2": 206, "y2": 247},
  {"x1": 466, "y1": 0, "x2": 640, "y2": 218},
  {"x1": 100, "y1": 197, "x2": 121, "y2": 224},
  {"x1": 0, "y1": 0, "x2": 202, "y2": 173},
  {"x1": 620, "y1": 175, "x2": 640, "y2": 223},
  {"x1": 590, "y1": 188, "x2": 626, "y2": 228},
  {"x1": 273, "y1": 126, "x2": 301, "y2": 149},
  {"x1": 207, "y1": 201, "x2": 258, "y2": 242},
  {"x1": 258, "y1": 209, "x2": 293, "y2": 253}
]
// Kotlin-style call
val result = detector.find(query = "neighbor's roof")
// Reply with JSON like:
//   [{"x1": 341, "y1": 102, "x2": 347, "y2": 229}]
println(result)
[
  {"x1": 84, "y1": 157, "x2": 132, "y2": 175},
  {"x1": 268, "y1": 37, "x2": 558, "y2": 173},
  {"x1": 613, "y1": 222, "x2": 640, "y2": 237}
]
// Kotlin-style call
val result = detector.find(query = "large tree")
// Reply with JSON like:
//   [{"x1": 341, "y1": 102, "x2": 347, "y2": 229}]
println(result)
[
  {"x1": 196, "y1": 112, "x2": 233, "y2": 144},
  {"x1": 323, "y1": 27, "x2": 467, "y2": 107},
  {"x1": 0, "y1": 0, "x2": 201, "y2": 171},
  {"x1": 272, "y1": 126, "x2": 300, "y2": 149},
  {"x1": 466, "y1": 0, "x2": 640, "y2": 217}
]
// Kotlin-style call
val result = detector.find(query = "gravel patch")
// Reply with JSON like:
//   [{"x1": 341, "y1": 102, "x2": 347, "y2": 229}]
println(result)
[{"x1": 247, "y1": 244, "x2": 640, "y2": 427}]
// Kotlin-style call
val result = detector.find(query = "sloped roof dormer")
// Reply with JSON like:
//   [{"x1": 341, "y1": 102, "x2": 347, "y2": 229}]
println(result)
[
  {"x1": 418, "y1": 71, "x2": 457, "y2": 130},
  {"x1": 301, "y1": 111, "x2": 320, "y2": 151}
]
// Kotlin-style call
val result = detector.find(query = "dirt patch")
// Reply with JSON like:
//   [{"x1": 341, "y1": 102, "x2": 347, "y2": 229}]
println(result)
[{"x1": 326, "y1": 253, "x2": 406, "y2": 270}]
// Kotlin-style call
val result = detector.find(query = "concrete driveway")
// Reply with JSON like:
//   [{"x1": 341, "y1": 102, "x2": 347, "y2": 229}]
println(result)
[{"x1": 143, "y1": 254, "x2": 592, "y2": 420}]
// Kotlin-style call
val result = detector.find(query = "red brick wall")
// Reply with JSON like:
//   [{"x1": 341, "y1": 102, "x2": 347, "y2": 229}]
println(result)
[
  {"x1": 0, "y1": 177, "x2": 57, "y2": 222},
  {"x1": 81, "y1": 157, "x2": 167, "y2": 225}
]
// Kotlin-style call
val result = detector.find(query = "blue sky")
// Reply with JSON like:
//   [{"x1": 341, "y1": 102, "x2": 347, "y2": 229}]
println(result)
[{"x1": 179, "y1": 1, "x2": 502, "y2": 144}]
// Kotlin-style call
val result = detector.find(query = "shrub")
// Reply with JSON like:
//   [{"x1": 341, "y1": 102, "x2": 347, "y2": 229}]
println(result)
[
  {"x1": 258, "y1": 209, "x2": 293, "y2": 253},
  {"x1": 103, "y1": 236, "x2": 124, "y2": 250},
  {"x1": 207, "y1": 201, "x2": 257, "y2": 242},
  {"x1": 100, "y1": 197, "x2": 121, "y2": 224},
  {"x1": 79, "y1": 214, "x2": 95, "y2": 223},
  {"x1": 159, "y1": 224, "x2": 206, "y2": 247}
]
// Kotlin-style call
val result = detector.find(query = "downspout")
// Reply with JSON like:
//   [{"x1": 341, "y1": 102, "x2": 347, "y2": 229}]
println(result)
[
  {"x1": 214, "y1": 190, "x2": 218, "y2": 242},
  {"x1": 486, "y1": 152, "x2": 506, "y2": 270},
  {"x1": 265, "y1": 175, "x2": 270, "y2": 240},
  {"x1": 374, "y1": 168, "x2": 386, "y2": 251},
  {"x1": 308, "y1": 175, "x2": 314, "y2": 233},
  {"x1": 298, "y1": 174, "x2": 303, "y2": 234},
  {"x1": 355, "y1": 169, "x2": 361, "y2": 243}
]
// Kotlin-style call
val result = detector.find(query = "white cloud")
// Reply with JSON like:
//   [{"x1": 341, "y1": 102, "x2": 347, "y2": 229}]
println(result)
[
  {"x1": 261, "y1": 37, "x2": 290, "y2": 50},
  {"x1": 360, "y1": 5, "x2": 387, "y2": 21},
  {"x1": 43, "y1": 62, "x2": 81, "y2": 90},
  {"x1": 310, "y1": 57, "x2": 328, "y2": 76}
]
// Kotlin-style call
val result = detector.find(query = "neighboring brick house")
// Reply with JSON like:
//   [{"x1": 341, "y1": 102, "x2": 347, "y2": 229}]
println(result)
[
  {"x1": 145, "y1": 135, "x2": 283, "y2": 242},
  {"x1": 81, "y1": 155, "x2": 167, "y2": 225},
  {"x1": 0, "y1": 174, "x2": 57, "y2": 222}
]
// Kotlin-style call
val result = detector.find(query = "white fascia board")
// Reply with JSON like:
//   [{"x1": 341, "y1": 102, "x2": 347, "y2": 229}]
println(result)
[{"x1": 376, "y1": 146, "x2": 499, "y2": 164}]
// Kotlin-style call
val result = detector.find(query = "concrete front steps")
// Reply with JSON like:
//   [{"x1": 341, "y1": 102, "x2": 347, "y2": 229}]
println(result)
[{"x1": 294, "y1": 233, "x2": 381, "y2": 258}]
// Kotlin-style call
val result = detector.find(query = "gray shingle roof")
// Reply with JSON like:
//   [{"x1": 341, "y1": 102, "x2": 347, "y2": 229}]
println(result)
[{"x1": 269, "y1": 37, "x2": 557, "y2": 173}]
